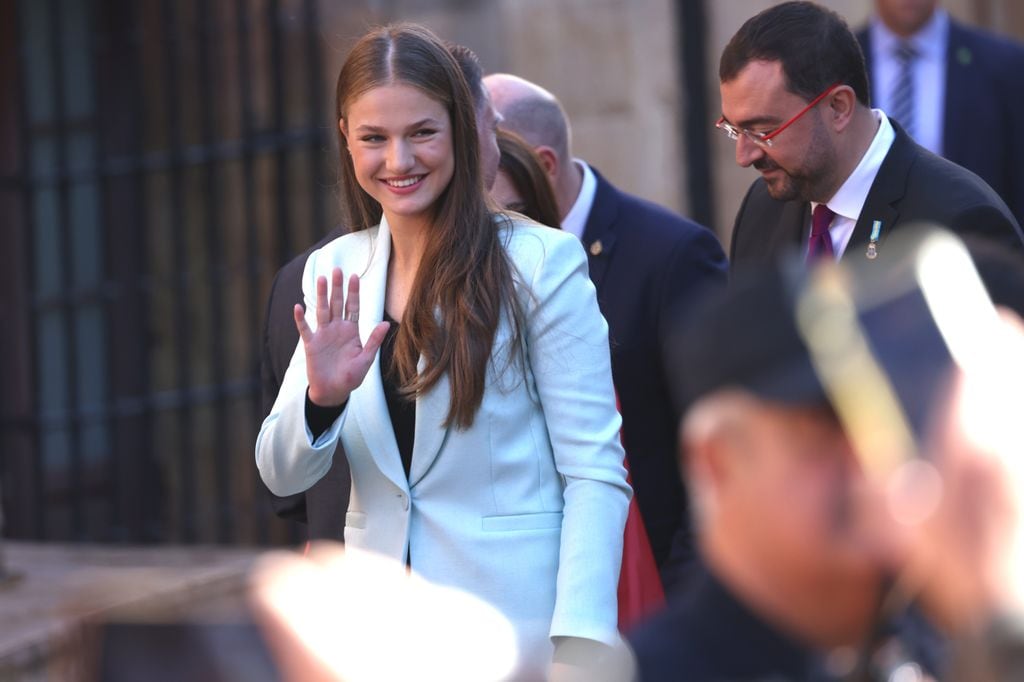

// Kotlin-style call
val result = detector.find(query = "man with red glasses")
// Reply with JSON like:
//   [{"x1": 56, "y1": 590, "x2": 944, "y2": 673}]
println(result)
[{"x1": 719, "y1": 1, "x2": 1022, "y2": 274}]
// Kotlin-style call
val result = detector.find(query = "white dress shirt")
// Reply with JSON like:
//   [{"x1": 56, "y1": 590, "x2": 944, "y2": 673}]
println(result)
[
  {"x1": 868, "y1": 9, "x2": 949, "y2": 155},
  {"x1": 560, "y1": 160, "x2": 598, "y2": 241},
  {"x1": 812, "y1": 110, "x2": 896, "y2": 258}
]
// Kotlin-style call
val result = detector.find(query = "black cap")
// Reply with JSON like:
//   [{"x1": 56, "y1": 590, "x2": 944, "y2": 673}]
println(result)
[{"x1": 668, "y1": 262, "x2": 828, "y2": 410}]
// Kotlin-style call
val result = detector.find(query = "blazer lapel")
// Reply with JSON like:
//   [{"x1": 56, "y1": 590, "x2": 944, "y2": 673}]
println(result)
[
  {"x1": 581, "y1": 168, "x2": 620, "y2": 294},
  {"x1": 348, "y1": 219, "x2": 409, "y2": 493},
  {"x1": 407, "y1": 355, "x2": 451, "y2": 488},
  {"x1": 842, "y1": 121, "x2": 913, "y2": 262}
]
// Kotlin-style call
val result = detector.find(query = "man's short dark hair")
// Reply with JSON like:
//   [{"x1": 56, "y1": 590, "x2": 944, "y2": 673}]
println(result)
[
  {"x1": 447, "y1": 43, "x2": 486, "y2": 111},
  {"x1": 719, "y1": 1, "x2": 870, "y2": 107}
]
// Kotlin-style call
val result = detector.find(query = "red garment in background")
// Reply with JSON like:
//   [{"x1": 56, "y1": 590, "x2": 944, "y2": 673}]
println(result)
[
  {"x1": 617, "y1": 459, "x2": 666, "y2": 630},
  {"x1": 617, "y1": 400, "x2": 666, "y2": 631}
]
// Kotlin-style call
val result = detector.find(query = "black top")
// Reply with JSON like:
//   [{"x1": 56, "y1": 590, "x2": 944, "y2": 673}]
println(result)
[
  {"x1": 380, "y1": 310, "x2": 416, "y2": 478},
  {"x1": 628, "y1": 569, "x2": 827, "y2": 681},
  {"x1": 304, "y1": 311, "x2": 415, "y2": 480}
]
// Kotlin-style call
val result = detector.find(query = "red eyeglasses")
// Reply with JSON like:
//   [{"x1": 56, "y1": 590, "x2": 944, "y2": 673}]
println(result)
[{"x1": 716, "y1": 82, "x2": 842, "y2": 148}]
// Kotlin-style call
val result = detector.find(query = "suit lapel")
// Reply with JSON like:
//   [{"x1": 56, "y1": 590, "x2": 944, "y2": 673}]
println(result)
[
  {"x1": 407, "y1": 356, "x2": 451, "y2": 488},
  {"x1": 778, "y1": 200, "x2": 810, "y2": 253},
  {"x1": 842, "y1": 121, "x2": 914, "y2": 262},
  {"x1": 581, "y1": 169, "x2": 620, "y2": 294},
  {"x1": 348, "y1": 219, "x2": 409, "y2": 494}
]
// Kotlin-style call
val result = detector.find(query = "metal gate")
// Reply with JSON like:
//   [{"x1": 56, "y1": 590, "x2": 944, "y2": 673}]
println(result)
[{"x1": 0, "y1": 0, "x2": 336, "y2": 545}]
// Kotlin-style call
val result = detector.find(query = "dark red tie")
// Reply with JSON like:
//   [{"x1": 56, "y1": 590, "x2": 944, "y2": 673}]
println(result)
[{"x1": 807, "y1": 204, "x2": 835, "y2": 263}]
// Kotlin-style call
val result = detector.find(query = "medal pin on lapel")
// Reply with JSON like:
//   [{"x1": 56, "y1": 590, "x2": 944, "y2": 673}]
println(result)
[
  {"x1": 589, "y1": 240, "x2": 603, "y2": 256},
  {"x1": 866, "y1": 220, "x2": 881, "y2": 259}
]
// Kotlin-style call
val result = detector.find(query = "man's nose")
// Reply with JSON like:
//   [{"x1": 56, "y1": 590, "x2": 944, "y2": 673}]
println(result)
[{"x1": 735, "y1": 134, "x2": 766, "y2": 168}]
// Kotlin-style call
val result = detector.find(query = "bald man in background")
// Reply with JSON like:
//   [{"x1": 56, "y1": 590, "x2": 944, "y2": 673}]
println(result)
[{"x1": 484, "y1": 74, "x2": 728, "y2": 592}]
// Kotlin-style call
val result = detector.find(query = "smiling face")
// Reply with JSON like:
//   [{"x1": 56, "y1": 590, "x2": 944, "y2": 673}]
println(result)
[
  {"x1": 720, "y1": 60, "x2": 839, "y2": 203},
  {"x1": 341, "y1": 83, "x2": 455, "y2": 231}
]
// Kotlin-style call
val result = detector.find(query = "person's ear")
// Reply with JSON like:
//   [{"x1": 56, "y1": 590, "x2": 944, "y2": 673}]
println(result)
[
  {"x1": 339, "y1": 118, "x2": 349, "y2": 149},
  {"x1": 828, "y1": 86, "x2": 857, "y2": 133},
  {"x1": 683, "y1": 395, "x2": 754, "y2": 497},
  {"x1": 534, "y1": 146, "x2": 559, "y2": 182}
]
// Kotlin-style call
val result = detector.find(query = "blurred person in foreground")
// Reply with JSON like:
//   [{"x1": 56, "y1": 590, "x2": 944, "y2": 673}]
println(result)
[
  {"x1": 485, "y1": 72, "x2": 728, "y2": 593},
  {"x1": 719, "y1": 1, "x2": 1022, "y2": 274},
  {"x1": 259, "y1": 41, "x2": 503, "y2": 541},
  {"x1": 627, "y1": 264, "x2": 886, "y2": 681},
  {"x1": 255, "y1": 23, "x2": 629, "y2": 680},
  {"x1": 629, "y1": 230, "x2": 1024, "y2": 681},
  {"x1": 491, "y1": 128, "x2": 561, "y2": 228}
]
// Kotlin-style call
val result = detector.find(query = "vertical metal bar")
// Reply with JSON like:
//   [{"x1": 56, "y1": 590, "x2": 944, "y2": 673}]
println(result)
[
  {"x1": 86, "y1": 0, "x2": 119, "y2": 542},
  {"x1": 269, "y1": 0, "x2": 301, "y2": 545},
  {"x1": 13, "y1": 0, "x2": 45, "y2": 540},
  {"x1": 160, "y1": 0, "x2": 197, "y2": 543},
  {"x1": 196, "y1": 0, "x2": 232, "y2": 543},
  {"x1": 93, "y1": 0, "x2": 149, "y2": 542},
  {"x1": 235, "y1": 0, "x2": 272, "y2": 546},
  {"x1": 267, "y1": 0, "x2": 291, "y2": 261},
  {"x1": 675, "y1": 0, "x2": 717, "y2": 231},
  {"x1": 302, "y1": 0, "x2": 326, "y2": 243},
  {"x1": 48, "y1": 0, "x2": 85, "y2": 540},
  {"x1": 98, "y1": 0, "x2": 124, "y2": 541},
  {"x1": 127, "y1": 0, "x2": 160, "y2": 543}
]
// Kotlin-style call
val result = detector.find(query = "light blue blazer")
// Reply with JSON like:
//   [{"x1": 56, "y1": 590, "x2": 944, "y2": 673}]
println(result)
[{"x1": 256, "y1": 215, "x2": 631, "y2": 676}]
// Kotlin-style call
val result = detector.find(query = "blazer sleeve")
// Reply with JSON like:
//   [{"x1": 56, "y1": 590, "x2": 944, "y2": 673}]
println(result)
[
  {"x1": 255, "y1": 246, "x2": 349, "y2": 496},
  {"x1": 259, "y1": 264, "x2": 312, "y2": 521},
  {"x1": 514, "y1": 227, "x2": 632, "y2": 646}
]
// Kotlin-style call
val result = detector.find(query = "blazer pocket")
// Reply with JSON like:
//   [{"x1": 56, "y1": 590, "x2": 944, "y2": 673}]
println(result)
[
  {"x1": 345, "y1": 511, "x2": 367, "y2": 529},
  {"x1": 481, "y1": 511, "x2": 563, "y2": 532}
]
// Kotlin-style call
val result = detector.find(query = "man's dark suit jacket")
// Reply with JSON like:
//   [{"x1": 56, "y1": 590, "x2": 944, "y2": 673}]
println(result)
[
  {"x1": 261, "y1": 229, "x2": 348, "y2": 540},
  {"x1": 581, "y1": 168, "x2": 727, "y2": 577},
  {"x1": 730, "y1": 121, "x2": 1023, "y2": 272},
  {"x1": 628, "y1": 569, "x2": 822, "y2": 681},
  {"x1": 857, "y1": 18, "x2": 1024, "y2": 225}
]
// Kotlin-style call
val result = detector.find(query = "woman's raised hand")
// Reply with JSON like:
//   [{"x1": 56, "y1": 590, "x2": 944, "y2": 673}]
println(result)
[{"x1": 294, "y1": 267, "x2": 390, "y2": 407}]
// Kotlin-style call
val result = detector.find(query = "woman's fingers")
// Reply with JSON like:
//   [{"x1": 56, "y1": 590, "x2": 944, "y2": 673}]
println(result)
[
  {"x1": 315, "y1": 275, "x2": 330, "y2": 329},
  {"x1": 294, "y1": 304, "x2": 312, "y2": 343},
  {"x1": 344, "y1": 274, "x2": 361, "y2": 324},
  {"x1": 361, "y1": 321, "x2": 391, "y2": 360},
  {"x1": 329, "y1": 268, "x2": 345, "y2": 322}
]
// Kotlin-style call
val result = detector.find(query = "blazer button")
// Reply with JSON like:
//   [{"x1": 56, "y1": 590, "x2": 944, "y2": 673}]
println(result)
[{"x1": 397, "y1": 492, "x2": 409, "y2": 511}]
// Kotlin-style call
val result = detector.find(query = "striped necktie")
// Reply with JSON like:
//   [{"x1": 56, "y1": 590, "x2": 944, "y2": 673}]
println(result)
[{"x1": 889, "y1": 41, "x2": 917, "y2": 139}]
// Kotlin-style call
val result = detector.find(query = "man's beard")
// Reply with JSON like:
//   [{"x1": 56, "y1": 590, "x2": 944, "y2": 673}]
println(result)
[
  {"x1": 755, "y1": 120, "x2": 836, "y2": 203},
  {"x1": 755, "y1": 158, "x2": 800, "y2": 202}
]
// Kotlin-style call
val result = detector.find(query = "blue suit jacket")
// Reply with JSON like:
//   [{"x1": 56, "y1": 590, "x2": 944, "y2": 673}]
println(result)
[
  {"x1": 580, "y1": 167, "x2": 728, "y2": 580},
  {"x1": 857, "y1": 18, "x2": 1024, "y2": 225}
]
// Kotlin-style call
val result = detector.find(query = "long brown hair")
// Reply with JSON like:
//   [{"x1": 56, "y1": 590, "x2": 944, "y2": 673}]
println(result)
[
  {"x1": 335, "y1": 24, "x2": 521, "y2": 429},
  {"x1": 496, "y1": 129, "x2": 561, "y2": 228}
]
